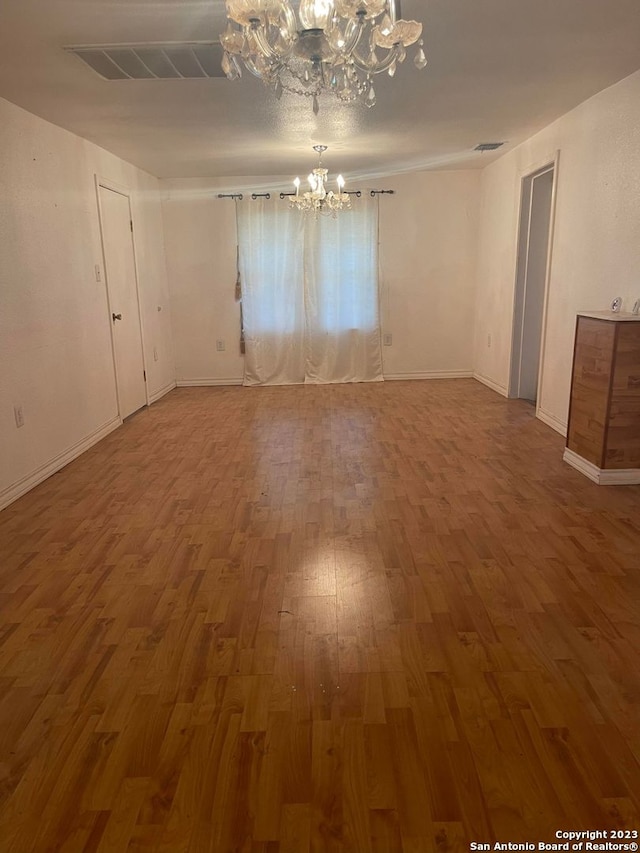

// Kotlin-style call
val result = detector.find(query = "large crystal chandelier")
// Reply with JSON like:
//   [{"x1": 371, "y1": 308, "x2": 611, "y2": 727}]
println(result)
[
  {"x1": 288, "y1": 145, "x2": 352, "y2": 215},
  {"x1": 220, "y1": 0, "x2": 426, "y2": 112}
]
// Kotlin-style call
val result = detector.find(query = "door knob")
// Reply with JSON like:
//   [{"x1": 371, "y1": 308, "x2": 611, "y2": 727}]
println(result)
[{"x1": 112, "y1": 313, "x2": 122, "y2": 322}]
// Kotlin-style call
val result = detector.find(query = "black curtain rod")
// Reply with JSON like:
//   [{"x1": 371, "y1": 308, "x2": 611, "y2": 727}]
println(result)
[
  {"x1": 279, "y1": 190, "x2": 363, "y2": 199},
  {"x1": 218, "y1": 189, "x2": 395, "y2": 200}
]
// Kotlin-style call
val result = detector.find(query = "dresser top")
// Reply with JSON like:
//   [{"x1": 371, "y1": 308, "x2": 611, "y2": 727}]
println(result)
[{"x1": 578, "y1": 311, "x2": 640, "y2": 322}]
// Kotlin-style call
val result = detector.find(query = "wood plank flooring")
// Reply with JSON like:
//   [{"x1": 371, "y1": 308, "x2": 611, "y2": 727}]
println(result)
[{"x1": 0, "y1": 379, "x2": 639, "y2": 852}]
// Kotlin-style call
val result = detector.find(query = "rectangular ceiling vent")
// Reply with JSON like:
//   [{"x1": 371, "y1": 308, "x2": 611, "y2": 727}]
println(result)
[
  {"x1": 65, "y1": 42, "x2": 225, "y2": 80},
  {"x1": 474, "y1": 142, "x2": 505, "y2": 152}
]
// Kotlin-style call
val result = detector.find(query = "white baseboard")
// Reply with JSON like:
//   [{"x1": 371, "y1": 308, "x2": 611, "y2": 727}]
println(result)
[
  {"x1": 563, "y1": 448, "x2": 640, "y2": 485},
  {"x1": 536, "y1": 407, "x2": 567, "y2": 436},
  {"x1": 178, "y1": 375, "x2": 476, "y2": 386},
  {"x1": 0, "y1": 415, "x2": 122, "y2": 511},
  {"x1": 176, "y1": 377, "x2": 244, "y2": 387},
  {"x1": 384, "y1": 370, "x2": 473, "y2": 381},
  {"x1": 148, "y1": 380, "x2": 177, "y2": 404},
  {"x1": 473, "y1": 372, "x2": 508, "y2": 397}
]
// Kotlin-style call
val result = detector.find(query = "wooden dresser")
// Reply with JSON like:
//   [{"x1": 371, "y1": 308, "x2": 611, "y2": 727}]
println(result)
[{"x1": 564, "y1": 311, "x2": 640, "y2": 484}]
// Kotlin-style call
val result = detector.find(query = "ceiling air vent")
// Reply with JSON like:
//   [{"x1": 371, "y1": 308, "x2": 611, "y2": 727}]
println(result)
[
  {"x1": 65, "y1": 42, "x2": 225, "y2": 80},
  {"x1": 474, "y1": 142, "x2": 505, "y2": 152}
]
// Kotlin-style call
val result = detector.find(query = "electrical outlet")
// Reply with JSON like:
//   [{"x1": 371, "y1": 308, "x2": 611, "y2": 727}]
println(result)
[
  {"x1": 216, "y1": 339, "x2": 226, "y2": 352},
  {"x1": 94, "y1": 264, "x2": 101, "y2": 282},
  {"x1": 487, "y1": 334, "x2": 492, "y2": 348},
  {"x1": 383, "y1": 333, "x2": 393, "y2": 346},
  {"x1": 14, "y1": 405, "x2": 24, "y2": 428},
  {"x1": 153, "y1": 347, "x2": 158, "y2": 362}
]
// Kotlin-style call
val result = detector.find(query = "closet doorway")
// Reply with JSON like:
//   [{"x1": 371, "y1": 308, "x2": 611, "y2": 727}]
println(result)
[{"x1": 509, "y1": 160, "x2": 557, "y2": 405}]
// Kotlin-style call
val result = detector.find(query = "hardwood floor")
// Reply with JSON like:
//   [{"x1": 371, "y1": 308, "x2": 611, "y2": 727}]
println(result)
[{"x1": 0, "y1": 379, "x2": 639, "y2": 852}]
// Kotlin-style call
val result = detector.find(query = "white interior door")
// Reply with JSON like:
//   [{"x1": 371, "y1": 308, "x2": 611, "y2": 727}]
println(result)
[{"x1": 98, "y1": 183, "x2": 147, "y2": 419}]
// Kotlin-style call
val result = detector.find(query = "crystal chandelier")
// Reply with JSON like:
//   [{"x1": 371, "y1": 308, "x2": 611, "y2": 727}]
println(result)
[
  {"x1": 289, "y1": 145, "x2": 352, "y2": 215},
  {"x1": 220, "y1": 0, "x2": 427, "y2": 112}
]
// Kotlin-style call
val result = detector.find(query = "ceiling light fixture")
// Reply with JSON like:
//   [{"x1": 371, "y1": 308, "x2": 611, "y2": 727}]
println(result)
[
  {"x1": 289, "y1": 145, "x2": 351, "y2": 215},
  {"x1": 220, "y1": 0, "x2": 427, "y2": 112}
]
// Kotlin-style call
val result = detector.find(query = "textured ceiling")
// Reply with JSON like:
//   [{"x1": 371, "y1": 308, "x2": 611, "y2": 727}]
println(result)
[{"x1": 0, "y1": 0, "x2": 639, "y2": 179}]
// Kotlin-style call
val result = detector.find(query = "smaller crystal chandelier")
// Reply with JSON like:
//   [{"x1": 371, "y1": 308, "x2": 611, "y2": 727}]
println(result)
[
  {"x1": 220, "y1": 0, "x2": 427, "y2": 112},
  {"x1": 289, "y1": 145, "x2": 352, "y2": 216}
]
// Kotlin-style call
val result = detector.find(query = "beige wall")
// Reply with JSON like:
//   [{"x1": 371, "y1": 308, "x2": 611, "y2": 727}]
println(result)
[
  {"x1": 473, "y1": 69, "x2": 640, "y2": 434},
  {"x1": 376, "y1": 171, "x2": 480, "y2": 379},
  {"x1": 161, "y1": 178, "x2": 245, "y2": 384},
  {"x1": 0, "y1": 97, "x2": 175, "y2": 508},
  {"x1": 161, "y1": 170, "x2": 481, "y2": 384}
]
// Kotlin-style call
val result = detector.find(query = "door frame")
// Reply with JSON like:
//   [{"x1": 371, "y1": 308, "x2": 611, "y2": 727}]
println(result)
[
  {"x1": 95, "y1": 175, "x2": 149, "y2": 419},
  {"x1": 508, "y1": 150, "x2": 560, "y2": 418}
]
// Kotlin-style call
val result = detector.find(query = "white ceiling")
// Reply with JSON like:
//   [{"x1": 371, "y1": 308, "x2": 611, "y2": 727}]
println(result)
[{"x1": 1, "y1": 1, "x2": 639, "y2": 180}]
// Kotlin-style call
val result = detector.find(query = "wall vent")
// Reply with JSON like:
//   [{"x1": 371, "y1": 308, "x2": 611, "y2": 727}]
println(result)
[
  {"x1": 474, "y1": 142, "x2": 505, "y2": 151},
  {"x1": 65, "y1": 42, "x2": 225, "y2": 80}
]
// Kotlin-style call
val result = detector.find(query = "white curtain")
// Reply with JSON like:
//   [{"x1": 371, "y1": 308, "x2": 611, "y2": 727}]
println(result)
[
  {"x1": 237, "y1": 198, "x2": 305, "y2": 385},
  {"x1": 237, "y1": 196, "x2": 382, "y2": 386}
]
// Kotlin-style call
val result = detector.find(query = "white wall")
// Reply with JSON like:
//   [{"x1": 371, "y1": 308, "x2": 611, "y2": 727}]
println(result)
[
  {"x1": 377, "y1": 171, "x2": 480, "y2": 379},
  {"x1": 0, "y1": 97, "x2": 175, "y2": 509},
  {"x1": 474, "y1": 70, "x2": 640, "y2": 434},
  {"x1": 161, "y1": 178, "x2": 245, "y2": 385},
  {"x1": 161, "y1": 170, "x2": 481, "y2": 384}
]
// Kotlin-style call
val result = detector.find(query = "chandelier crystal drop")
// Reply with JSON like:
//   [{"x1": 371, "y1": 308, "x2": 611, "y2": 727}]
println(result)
[
  {"x1": 220, "y1": 0, "x2": 426, "y2": 109},
  {"x1": 289, "y1": 146, "x2": 352, "y2": 216}
]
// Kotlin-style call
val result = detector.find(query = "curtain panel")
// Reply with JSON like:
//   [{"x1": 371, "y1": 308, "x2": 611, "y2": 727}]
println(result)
[{"x1": 237, "y1": 196, "x2": 382, "y2": 386}]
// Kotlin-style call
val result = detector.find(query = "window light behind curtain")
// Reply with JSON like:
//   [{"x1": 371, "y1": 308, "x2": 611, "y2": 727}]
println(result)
[{"x1": 237, "y1": 196, "x2": 383, "y2": 386}]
